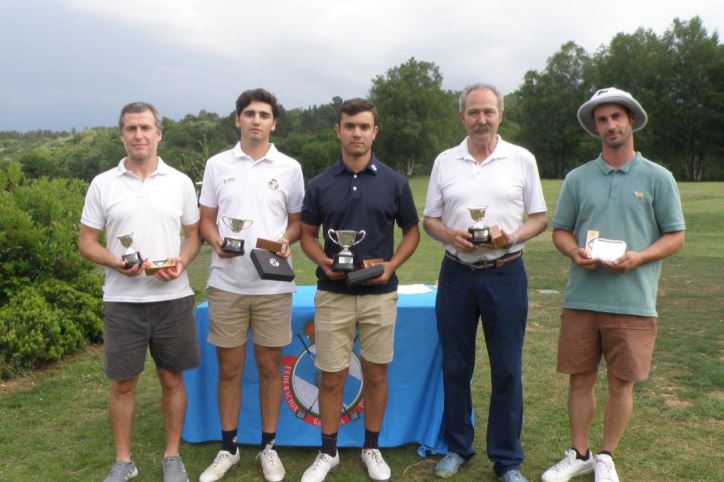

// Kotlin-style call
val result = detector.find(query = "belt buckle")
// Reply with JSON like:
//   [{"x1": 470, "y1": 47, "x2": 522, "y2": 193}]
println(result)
[{"x1": 495, "y1": 258, "x2": 504, "y2": 268}]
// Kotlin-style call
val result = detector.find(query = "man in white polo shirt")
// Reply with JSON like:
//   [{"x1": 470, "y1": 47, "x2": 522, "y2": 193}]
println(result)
[
  {"x1": 79, "y1": 101, "x2": 201, "y2": 482},
  {"x1": 198, "y1": 88, "x2": 304, "y2": 482},
  {"x1": 423, "y1": 83, "x2": 547, "y2": 482}
]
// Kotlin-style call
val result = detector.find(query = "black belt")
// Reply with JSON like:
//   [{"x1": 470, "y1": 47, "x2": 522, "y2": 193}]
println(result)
[{"x1": 445, "y1": 250, "x2": 522, "y2": 270}]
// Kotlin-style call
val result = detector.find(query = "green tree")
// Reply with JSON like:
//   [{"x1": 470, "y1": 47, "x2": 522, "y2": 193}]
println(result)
[
  {"x1": 369, "y1": 58, "x2": 461, "y2": 176},
  {"x1": 513, "y1": 41, "x2": 591, "y2": 177}
]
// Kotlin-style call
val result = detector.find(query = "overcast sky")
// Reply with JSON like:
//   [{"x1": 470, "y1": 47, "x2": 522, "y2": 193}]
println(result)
[{"x1": 1, "y1": 0, "x2": 721, "y2": 132}]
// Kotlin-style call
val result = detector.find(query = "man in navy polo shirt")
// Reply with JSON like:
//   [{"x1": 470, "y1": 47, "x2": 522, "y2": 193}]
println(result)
[{"x1": 299, "y1": 98, "x2": 420, "y2": 482}]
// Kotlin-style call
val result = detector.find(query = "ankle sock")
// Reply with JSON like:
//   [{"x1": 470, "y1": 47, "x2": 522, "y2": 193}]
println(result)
[
  {"x1": 598, "y1": 450, "x2": 613, "y2": 458},
  {"x1": 222, "y1": 429, "x2": 238, "y2": 455},
  {"x1": 573, "y1": 447, "x2": 591, "y2": 460},
  {"x1": 261, "y1": 431, "x2": 276, "y2": 450},
  {"x1": 363, "y1": 429, "x2": 380, "y2": 449},
  {"x1": 321, "y1": 432, "x2": 338, "y2": 457}
]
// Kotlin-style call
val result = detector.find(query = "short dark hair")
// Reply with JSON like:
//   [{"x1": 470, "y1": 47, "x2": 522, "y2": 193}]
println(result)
[
  {"x1": 235, "y1": 88, "x2": 280, "y2": 118},
  {"x1": 336, "y1": 98, "x2": 377, "y2": 125},
  {"x1": 118, "y1": 102, "x2": 162, "y2": 133}
]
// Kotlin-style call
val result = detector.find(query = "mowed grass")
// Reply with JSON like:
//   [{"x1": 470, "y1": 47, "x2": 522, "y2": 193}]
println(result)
[{"x1": 1, "y1": 179, "x2": 722, "y2": 481}]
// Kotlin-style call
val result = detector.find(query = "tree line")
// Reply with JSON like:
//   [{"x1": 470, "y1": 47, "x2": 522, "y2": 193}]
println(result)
[{"x1": 1, "y1": 16, "x2": 721, "y2": 182}]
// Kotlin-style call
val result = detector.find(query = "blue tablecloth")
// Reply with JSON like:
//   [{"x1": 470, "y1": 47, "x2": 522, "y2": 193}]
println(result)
[{"x1": 182, "y1": 285, "x2": 448, "y2": 453}]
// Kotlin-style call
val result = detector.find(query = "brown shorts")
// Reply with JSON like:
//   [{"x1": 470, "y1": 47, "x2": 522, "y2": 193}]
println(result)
[
  {"x1": 313, "y1": 290, "x2": 398, "y2": 372},
  {"x1": 557, "y1": 308, "x2": 657, "y2": 381},
  {"x1": 207, "y1": 287, "x2": 292, "y2": 348}
]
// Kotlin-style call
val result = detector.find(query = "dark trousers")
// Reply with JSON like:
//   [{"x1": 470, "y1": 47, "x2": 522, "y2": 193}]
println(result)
[{"x1": 435, "y1": 255, "x2": 527, "y2": 475}]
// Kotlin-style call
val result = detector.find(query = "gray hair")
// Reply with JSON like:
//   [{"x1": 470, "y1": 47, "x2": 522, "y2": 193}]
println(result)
[
  {"x1": 459, "y1": 83, "x2": 504, "y2": 113},
  {"x1": 118, "y1": 102, "x2": 163, "y2": 133}
]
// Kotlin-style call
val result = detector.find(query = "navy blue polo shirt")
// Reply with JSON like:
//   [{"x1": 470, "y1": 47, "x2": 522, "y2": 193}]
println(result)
[{"x1": 301, "y1": 155, "x2": 419, "y2": 295}]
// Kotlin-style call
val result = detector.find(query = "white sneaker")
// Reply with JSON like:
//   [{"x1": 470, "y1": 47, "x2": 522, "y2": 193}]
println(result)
[
  {"x1": 593, "y1": 454, "x2": 619, "y2": 482},
  {"x1": 541, "y1": 449, "x2": 594, "y2": 482},
  {"x1": 301, "y1": 452, "x2": 340, "y2": 482},
  {"x1": 361, "y1": 448, "x2": 391, "y2": 481},
  {"x1": 198, "y1": 449, "x2": 241, "y2": 482},
  {"x1": 257, "y1": 444, "x2": 285, "y2": 482}
]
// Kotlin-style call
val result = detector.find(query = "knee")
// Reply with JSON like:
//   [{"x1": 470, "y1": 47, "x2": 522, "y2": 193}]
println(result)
[
  {"x1": 111, "y1": 378, "x2": 137, "y2": 396},
  {"x1": 218, "y1": 359, "x2": 244, "y2": 381},
  {"x1": 158, "y1": 369, "x2": 184, "y2": 391},
  {"x1": 607, "y1": 375, "x2": 635, "y2": 398},
  {"x1": 257, "y1": 358, "x2": 281, "y2": 380},
  {"x1": 319, "y1": 371, "x2": 346, "y2": 394}
]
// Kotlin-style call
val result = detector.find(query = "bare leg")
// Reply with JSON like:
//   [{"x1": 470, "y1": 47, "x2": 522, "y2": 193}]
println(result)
[
  {"x1": 601, "y1": 373, "x2": 635, "y2": 453},
  {"x1": 360, "y1": 359, "x2": 388, "y2": 432},
  {"x1": 318, "y1": 369, "x2": 349, "y2": 435},
  {"x1": 568, "y1": 371, "x2": 598, "y2": 454},
  {"x1": 254, "y1": 344, "x2": 283, "y2": 433},
  {"x1": 157, "y1": 368, "x2": 186, "y2": 457},
  {"x1": 217, "y1": 345, "x2": 246, "y2": 430},
  {"x1": 109, "y1": 377, "x2": 139, "y2": 462}
]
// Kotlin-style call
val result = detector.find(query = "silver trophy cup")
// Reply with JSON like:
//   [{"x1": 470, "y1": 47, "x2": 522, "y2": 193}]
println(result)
[
  {"x1": 328, "y1": 229, "x2": 366, "y2": 272},
  {"x1": 221, "y1": 216, "x2": 253, "y2": 254},
  {"x1": 118, "y1": 233, "x2": 143, "y2": 269},
  {"x1": 467, "y1": 206, "x2": 491, "y2": 245}
]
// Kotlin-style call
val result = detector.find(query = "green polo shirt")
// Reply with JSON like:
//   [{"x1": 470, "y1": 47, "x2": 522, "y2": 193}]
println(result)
[{"x1": 552, "y1": 153, "x2": 685, "y2": 317}]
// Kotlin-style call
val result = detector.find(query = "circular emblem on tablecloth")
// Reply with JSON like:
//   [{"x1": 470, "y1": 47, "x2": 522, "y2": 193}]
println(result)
[{"x1": 282, "y1": 320, "x2": 364, "y2": 425}]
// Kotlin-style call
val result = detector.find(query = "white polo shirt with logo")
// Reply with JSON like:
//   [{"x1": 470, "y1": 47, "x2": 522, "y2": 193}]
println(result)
[
  {"x1": 424, "y1": 136, "x2": 547, "y2": 262},
  {"x1": 199, "y1": 142, "x2": 304, "y2": 295},
  {"x1": 81, "y1": 157, "x2": 200, "y2": 302}
]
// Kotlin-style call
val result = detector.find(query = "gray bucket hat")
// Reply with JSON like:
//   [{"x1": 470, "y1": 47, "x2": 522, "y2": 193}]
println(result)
[{"x1": 577, "y1": 87, "x2": 648, "y2": 138}]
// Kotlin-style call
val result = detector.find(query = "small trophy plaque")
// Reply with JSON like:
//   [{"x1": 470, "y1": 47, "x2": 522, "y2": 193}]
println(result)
[
  {"x1": 221, "y1": 216, "x2": 253, "y2": 254},
  {"x1": 468, "y1": 206, "x2": 491, "y2": 245},
  {"x1": 328, "y1": 229, "x2": 366, "y2": 272},
  {"x1": 256, "y1": 237, "x2": 288, "y2": 255},
  {"x1": 144, "y1": 259, "x2": 176, "y2": 276},
  {"x1": 118, "y1": 234, "x2": 142, "y2": 269}
]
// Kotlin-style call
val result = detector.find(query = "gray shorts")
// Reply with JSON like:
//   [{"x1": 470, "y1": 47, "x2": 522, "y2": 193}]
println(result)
[{"x1": 102, "y1": 295, "x2": 200, "y2": 380}]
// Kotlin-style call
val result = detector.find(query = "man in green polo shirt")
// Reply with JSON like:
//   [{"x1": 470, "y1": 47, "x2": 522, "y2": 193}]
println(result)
[{"x1": 542, "y1": 88, "x2": 685, "y2": 482}]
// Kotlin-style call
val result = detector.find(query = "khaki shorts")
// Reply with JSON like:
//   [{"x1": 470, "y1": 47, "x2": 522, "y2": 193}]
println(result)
[
  {"x1": 557, "y1": 308, "x2": 657, "y2": 381},
  {"x1": 313, "y1": 290, "x2": 398, "y2": 372},
  {"x1": 207, "y1": 287, "x2": 292, "y2": 348}
]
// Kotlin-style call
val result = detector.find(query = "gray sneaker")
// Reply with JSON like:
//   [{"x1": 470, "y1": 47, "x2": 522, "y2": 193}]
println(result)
[
  {"x1": 162, "y1": 456, "x2": 189, "y2": 482},
  {"x1": 104, "y1": 461, "x2": 138, "y2": 481}
]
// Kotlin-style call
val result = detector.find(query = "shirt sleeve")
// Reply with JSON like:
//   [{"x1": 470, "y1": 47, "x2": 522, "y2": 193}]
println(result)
[
  {"x1": 653, "y1": 171, "x2": 686, "y2": 233},
  {"x1": 396, "y1": 178, "x2": 419, "y2": 229},
  {"x1": 198, "y1": 159, "x2": 217, "y2": 208},
  {"x1": 80, "y1": 177, "x2": 105, "y2": 230},
  {"x1": 423, "y1": 157, "x2": 444, "y2": 218},
  {"x1": 180, "y1": 175, "x2": 201, "y2": 226},
  {"x1": 551, "y1": 173, "x2": 577, "y2": 231},
  {"x1": 300, "y1": 179, "x2": 322, "y2": 226},
  {"x1": 287, "y1": 164, "x2": 305, "y2": 214},
  {"x1": 522, "y1": 153, "x2": 547, "y2": 215}
]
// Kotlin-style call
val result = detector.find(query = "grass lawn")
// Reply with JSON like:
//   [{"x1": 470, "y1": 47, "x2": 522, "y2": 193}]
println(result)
[{"x1": 1, "y1": 179, "x2": 722, "y2": 481}]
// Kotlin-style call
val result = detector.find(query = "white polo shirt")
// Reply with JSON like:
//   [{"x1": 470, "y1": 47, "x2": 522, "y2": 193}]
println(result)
[
  {"x1": 199, "y1": 142, "x2": 304, "y2": 295},
  {"x1": 81, "y1": 157, "x2": 200, "y2": 302},
  {"x1": 424, "y1": 136, "x2": 547, "y2": 262}
]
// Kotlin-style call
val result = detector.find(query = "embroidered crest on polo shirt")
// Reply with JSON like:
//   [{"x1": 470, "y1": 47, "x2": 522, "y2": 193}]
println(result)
[
  {"x1": 268, "y1": 178, "x2": 279, "y2": 190},
  {"x1": 371, "y1": 164, "x2": 377, "y2": 172},
  {"x1": 634, "y1": 191, "x2": 644, "y2": 200},
  {"x1": 223, "y1": 177, "x2": 236, "y2": 184}
]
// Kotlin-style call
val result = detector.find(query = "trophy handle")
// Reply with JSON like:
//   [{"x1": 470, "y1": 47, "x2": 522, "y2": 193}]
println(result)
[
  {"x1": 353, "y1": 230, "x2": 366, "y2": 246},
  {"x1": 327, "y1": 229, "x2": 340, "y2": 246},
  {"x1": 221, "y1": 216, "x2": 232, "y2": 229}
]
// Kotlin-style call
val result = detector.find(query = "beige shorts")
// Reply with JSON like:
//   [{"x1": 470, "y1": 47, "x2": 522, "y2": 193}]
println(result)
[
  {"x1": 207, "y1": 287, "x2": 292, "y2": 348},
  {"x1": 313, "y1": 290, "x2": 398, "y2": 372},
  {"x1": 557, "y1": 308, "x2": 657, "y2": 381}
]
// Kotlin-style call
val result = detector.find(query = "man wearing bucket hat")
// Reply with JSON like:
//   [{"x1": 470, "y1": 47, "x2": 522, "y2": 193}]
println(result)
[{"x1": 542, "y1": 88, "x2": 685, "y2": 482}]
